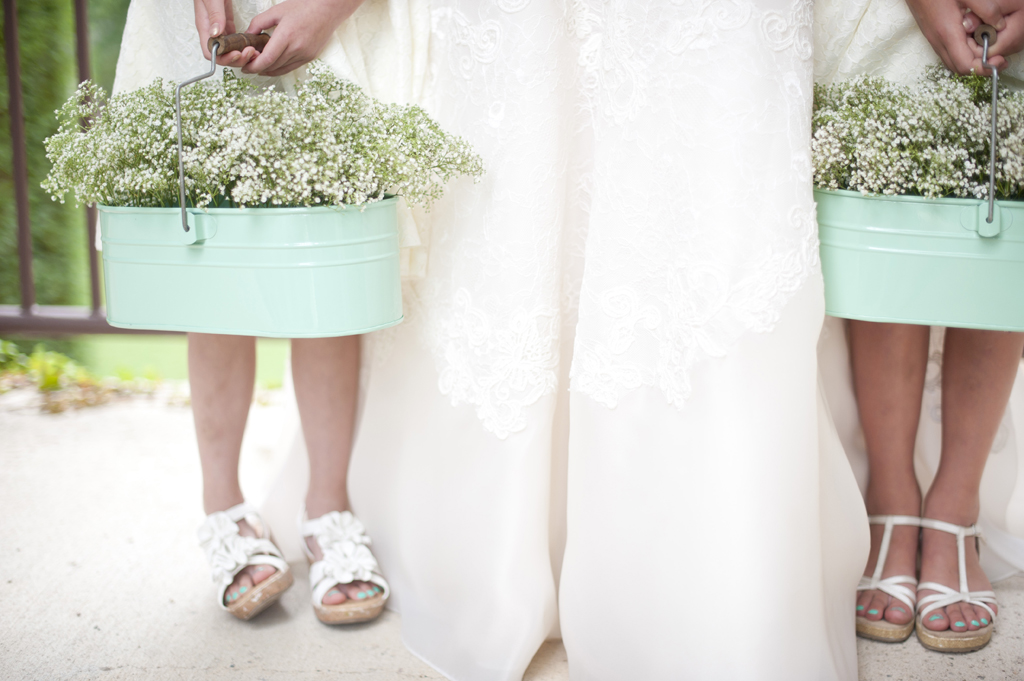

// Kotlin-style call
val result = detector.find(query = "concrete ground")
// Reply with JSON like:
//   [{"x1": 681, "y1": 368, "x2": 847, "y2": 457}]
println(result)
[{"x1": 1, "y1": 388, "x2": 1022, "y2": 680}]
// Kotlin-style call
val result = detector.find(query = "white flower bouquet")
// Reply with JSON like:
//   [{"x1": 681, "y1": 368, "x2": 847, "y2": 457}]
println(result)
[
  {"x1": 41, "y1": 61, "x2": 483, "y2": 338},
  {"x1": 44, "y1": 62, "x2": 483, "y2": 209},
  {"x1": 811, "y1": 68, "x2": 1024, "y2": 332},
  {"x1": 812, "y1": 68, "x2": 1024, "y2": 200}
]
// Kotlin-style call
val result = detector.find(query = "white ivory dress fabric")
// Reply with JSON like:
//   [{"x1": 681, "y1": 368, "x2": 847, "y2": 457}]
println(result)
[
  {"x1": 347, "y1": 2, "x2": 867, "y2": 679},
  {"x1": 814, "y1": 0, "x2": 1024, "y2": 580},
  {"x1": 116, "y1": 1, "x2": 870, "y2": 679}
]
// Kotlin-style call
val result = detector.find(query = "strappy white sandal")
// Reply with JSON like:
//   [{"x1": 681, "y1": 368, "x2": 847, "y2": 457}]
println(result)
[
  {"x1": 197, "y1": 502, "x2": 293, "y2": 620},
  {"x1": 857, "y1": 515, "x2": 920, "y2": 642},
  {"x1": 916, "y1": 518, "x2": 997, "y2": 653},
  {"x1": 301, "y1": 509, "x2": 390, "y2": 625}
]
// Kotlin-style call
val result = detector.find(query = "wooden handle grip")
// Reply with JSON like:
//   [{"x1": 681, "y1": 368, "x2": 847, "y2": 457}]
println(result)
[
  {"x1": 974, "y1": 24, "x2": 998, "y2": 48},
  {"x1": 208, "y1": 32, "x2": 270, "y2": 55}
]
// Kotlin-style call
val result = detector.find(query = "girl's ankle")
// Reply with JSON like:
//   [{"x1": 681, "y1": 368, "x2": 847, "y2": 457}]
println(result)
[
  {"x1": 864, "y1": 484, "x2": 921, "y2": 517},
  {"x1": 922, "y1": 490, "x2": 980, "y2": 526}
]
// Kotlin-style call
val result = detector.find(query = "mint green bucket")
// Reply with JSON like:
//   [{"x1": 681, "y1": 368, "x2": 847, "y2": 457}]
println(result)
[
  {"x1": 99, "y1": 199, "x2": 403, "y2": 337},
  {"x1": 817, "y1": 188, "x2": 1024, "y2": 331}
]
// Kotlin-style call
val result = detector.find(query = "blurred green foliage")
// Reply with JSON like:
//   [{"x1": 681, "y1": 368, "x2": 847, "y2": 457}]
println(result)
[
  {"x1": 0, "y1": 336, "x2": 158, "y2": 412},
  {"x1": 1, "y1": 0, "x2": 130, "y2": 310}
]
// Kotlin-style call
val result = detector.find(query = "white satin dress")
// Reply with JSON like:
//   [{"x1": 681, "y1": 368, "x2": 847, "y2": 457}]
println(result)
[
  {"x1": 117, "y1": 1, "x2": 869, "y2": 679},
  {"x1": 814, "y1": 0, "x2": 1024, "y2": 583}
]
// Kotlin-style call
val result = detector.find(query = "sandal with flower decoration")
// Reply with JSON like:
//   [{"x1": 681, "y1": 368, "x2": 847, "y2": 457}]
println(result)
[
  {"x1": 916, "y1": 518, "x2": 997, "y2": 653},
  {"x1": 857, "y1": 515, "x2": 921, "y2": 642},
  {"x1": 197, "y1": 502, "x2": 293, "y2": 620},
  {"x1": 301, "y1": 509, "x2": 390, "y2": 625}
]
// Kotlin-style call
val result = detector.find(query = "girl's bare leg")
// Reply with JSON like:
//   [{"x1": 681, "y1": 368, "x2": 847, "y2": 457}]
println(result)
[
  {"x1": 291, "y1": 336, "x2": 376, "y2": 605},
  {"x1": 188, "y1": 333, "x2": 276, "y2": 603},
  {"x1": 849, "y1": 321, "x2": 930, "y2": 626},
  {"x1": 919, "y1": 329, "x2": 1024, "y2": 632}
]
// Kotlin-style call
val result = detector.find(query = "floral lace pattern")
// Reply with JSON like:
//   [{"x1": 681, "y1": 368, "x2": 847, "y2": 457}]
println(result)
[
  {"x1": 378, "y1": 0, "x2": 820, "y2": 432},
  {"x1": 565, "y1": 0, "x2": 819, "y2": 408}
]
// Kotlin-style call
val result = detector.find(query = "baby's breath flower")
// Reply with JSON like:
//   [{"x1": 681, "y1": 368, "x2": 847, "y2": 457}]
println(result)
[
  {"x1": 813, "y1": 68, "x2": 1024, "y2": 201},
  {"x1": 43, "y1": 62, "x2": 483, "y2": 209}
]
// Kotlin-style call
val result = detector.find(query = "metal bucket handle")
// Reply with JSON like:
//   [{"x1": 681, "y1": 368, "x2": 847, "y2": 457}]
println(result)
[
  {"x1": 174, "y1": 33, "x2": 270, "y2": 236},
  {"x1": 974, "y1": 24, "x2": 1000, "y2": 230}
]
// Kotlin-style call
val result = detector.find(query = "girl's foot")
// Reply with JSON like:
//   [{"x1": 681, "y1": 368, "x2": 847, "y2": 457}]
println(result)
[
  {"x1": 857, "y1": 493, "x2": 920, "y2": 628},
  {"x1": 918, "y1": 503, "x2": 997, "y2": 634},
  {"x1": 856, "y1": 517, "x2": 919, "y2": 629},
  {"x1": 300, "y1": 509, "x2": 389, "y2": 624},
  {"x1": 223, "y1": 519, "x2": 278, "y2": 606},
  {"x1": 305, "y1": 532, "x2": 380, "y2": 606},
  {"x1": 198, "y1": 503, "x2": 293, "y2": 620}
]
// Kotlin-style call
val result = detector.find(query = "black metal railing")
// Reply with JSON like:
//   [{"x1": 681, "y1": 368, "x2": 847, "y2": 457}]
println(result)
[{"x1": 1, "y1": 0, "x2": 163, "y2": 335}]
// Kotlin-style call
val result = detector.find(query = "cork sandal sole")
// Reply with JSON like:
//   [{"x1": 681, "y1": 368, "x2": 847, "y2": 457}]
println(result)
[
  {"x1": 915, "y1": 518, "x2": 998, "y2": 654},
  {"x1": 313, "y1": 591, "x2": 386, "y2": 625},
  {"x1": 856, "y1": 615, "x2": 915, "y2": 643},
  {"x1": 916, "y1": 618, "x2": 993, "y2": 653},
  {"x1": 226, "y1": 566, "x2": 294, "y2": 621}
]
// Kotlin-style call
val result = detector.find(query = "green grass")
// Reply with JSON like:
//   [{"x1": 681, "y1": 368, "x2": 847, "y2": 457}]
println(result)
[{"x1": 75, "y1": 335, "x2": 288, "y2": 387}]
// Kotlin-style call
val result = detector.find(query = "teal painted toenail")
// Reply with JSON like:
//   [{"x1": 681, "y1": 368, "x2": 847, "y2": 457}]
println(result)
[
  {"x1": 356, "y1": 592, "x2": 367, "y2": 599},
  {"x1": 867, "y1": 609, "x2": 879, "y2": 615},
  {"x1": 893, "y1": 607, "x2": 906, "y2": 613},
  {"x1": 929, "y1": 615, "x2": 943, "y2": 622},
  {"x1": 954, "y1": 621, "x2": 966, "y2": 627},
  {"x1": 856, "y1": 605, "x2": 864, "y2": 611},
  {"x1": 239, "y1": 586, "x2": 248, "y2": 594},
  {"x1": 981, "y1": 618, "x2": 989, "y2": 625},
  {"x1": 971, "y1": 620, "x2": 980, "y2": 626}
]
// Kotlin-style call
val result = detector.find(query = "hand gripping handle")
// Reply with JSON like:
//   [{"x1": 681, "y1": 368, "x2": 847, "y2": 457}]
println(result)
[{"x1": 208, "y1": 32, "x2": 270, "y2": 55}]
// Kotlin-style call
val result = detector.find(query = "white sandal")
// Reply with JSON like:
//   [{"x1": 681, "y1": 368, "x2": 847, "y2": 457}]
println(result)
[
  {"x1": 301, "y1": 509, "x2": 390, "y2": 625},
  {"x1": 857, "y1": 515, "x2": 920, "y2": 642},
  {"x1": 916, "y1": 518, "x2": 997, "y2": 653},
  {"x1": 197, "y1": 502, "x2": 293, "y2": 620}
]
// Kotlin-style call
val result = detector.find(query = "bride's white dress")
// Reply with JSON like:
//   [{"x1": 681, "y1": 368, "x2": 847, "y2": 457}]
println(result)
[
  {"x1": 814, "y1": 0, "x2": 1024, "y2": 582},
  {"x1": 117, "y1": 1, "x2": 869, "y2": 679}
]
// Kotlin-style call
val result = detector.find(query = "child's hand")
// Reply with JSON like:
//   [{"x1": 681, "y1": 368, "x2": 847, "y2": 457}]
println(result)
[
  {"x1": 194, "y1": 0, "x2": 261, "y2": 68},
  {"x1": 905, "y1": 0, "x2": 1006, "y2": 74},
  {"x1": 239, "y1": 0, "x2": 364, "y2": 76},
  {"x1": 964, "y1": 0, "x2": 1024, "y2": 73}
]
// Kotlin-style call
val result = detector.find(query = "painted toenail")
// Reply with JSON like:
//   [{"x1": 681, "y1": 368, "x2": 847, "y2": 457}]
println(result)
[
  {"x1": 356, "y1": 592, "x2": 367, "y2": 599},
  {"x1": 929, "y1": 615, "x2": 943, "y2": 622},
  {"x1": 856, "y1": 605, "x2": 864, "y2": 611},
  {"x1": 239, "y1": 586, "x2": 247, "y2": 594},
  {"x1": 981, "y1": 618, "x2": 989, "y2": 625},
  {"x1": 971, "y1": 620, "x2": 979, "y2": 626},
  {"x1": 893, "y1": 607, "x2": 906, "y2": 613},
  {"x1": 867, "y1": 609, "x2": 879, "y2": 615},
  {"x1": 954, "y1": 621, "x2": 965, "y2": 627}
]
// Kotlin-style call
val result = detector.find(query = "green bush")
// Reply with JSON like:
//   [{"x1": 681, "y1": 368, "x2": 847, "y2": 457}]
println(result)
[
  {"x1": 1, "y1": 0, "x2": 130, "y2": 311},
  {"x1": 1, "y1": 0, "x2": 86, "y2": 307}
]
